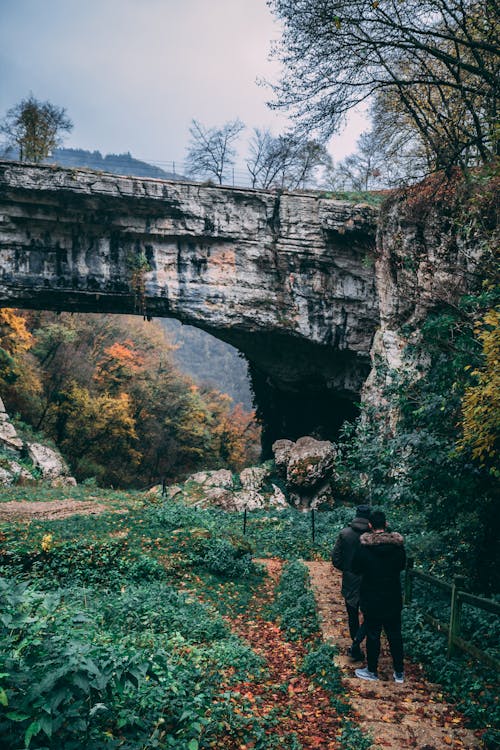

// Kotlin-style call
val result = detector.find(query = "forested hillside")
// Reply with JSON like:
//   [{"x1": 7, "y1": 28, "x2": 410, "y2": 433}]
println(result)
[
  {"x1": 161, "y1": 319, "x2": 253, "y2": 410},
  {"x1": 47, "y1": 148, "x2": 180, "y2": 180},
  {"x1": 0, "y1": 311, "x2": 260, "y2": 487}
]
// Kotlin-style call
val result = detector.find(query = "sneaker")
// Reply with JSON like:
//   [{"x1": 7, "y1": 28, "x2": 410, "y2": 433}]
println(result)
[
  {"x1": 355, "y1": 667, "x2": 378, "y2": 681},
  {"x1": 347, "y1": 645, "x2": 364, "y2": 661},
  {"x1": 393, "y1": 672, "x2": 404, "y2": 684}
]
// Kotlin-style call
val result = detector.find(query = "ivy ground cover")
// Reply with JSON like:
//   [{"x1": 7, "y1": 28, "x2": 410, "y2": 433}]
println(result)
[{"x1": 0, "y1": 490, "x2": 368, "y2": 750}]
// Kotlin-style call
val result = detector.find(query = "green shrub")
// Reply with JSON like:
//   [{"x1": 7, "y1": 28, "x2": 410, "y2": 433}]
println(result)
[
  {"x1": 300, "y1": 643, "x2": 348, "y2": 712},
  {"x1": 199, "y1": 537, "x2": 255, "y2": 579},
  {"x1": 273, "y1": 560, "x2": 320, "y2": 641}
]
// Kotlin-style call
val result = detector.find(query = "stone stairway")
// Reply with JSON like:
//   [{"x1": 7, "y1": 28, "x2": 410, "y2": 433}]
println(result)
[{"x1": 306, "y1": 561, "x2": 483, "y2": 750}]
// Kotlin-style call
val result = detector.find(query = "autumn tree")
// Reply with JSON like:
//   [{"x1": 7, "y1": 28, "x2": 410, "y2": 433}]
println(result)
[
  {"x1": 268, "y1": 0, "x2": 499, "y2": 171},
  {"x1": 54, "y1": 383, "x2": 141, "y2": 486},
  {"x1": 0, "y1": 308, "x2": 41, "y2": 418},
  {"x1": 4, "y1": 311, "x2": 260, "y2": 486},
  {"x1": 0, "y1": 94, "x2": 73, "y2": 162},
  {"x1": 460, "y1": 309, "x2": 500, "y2": 474},
  {"x1": 185, "y1": 118, "x2": 245, "y2": 184}
]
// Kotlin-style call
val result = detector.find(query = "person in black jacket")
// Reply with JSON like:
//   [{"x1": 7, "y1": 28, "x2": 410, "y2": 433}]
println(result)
[
  {"x1": 331, "y1": 504, "x2": 371, "y2": 661},
  {"x1": 351, "y1": 509, "x2": 406, "y2": 683}
]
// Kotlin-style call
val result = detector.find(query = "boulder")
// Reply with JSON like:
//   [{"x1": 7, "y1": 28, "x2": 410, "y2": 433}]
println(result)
[
  {"x1": 269, "y1": 483, "x2": 288, "y2": 508},
  {"x1": 27, "y1": 443, "x2": 76, "y2": 486},
  {"x1": 273, "y1": 436, "x2": 337, "y2": 489},
  {"x1": 0, "y1": 460, "x2": 34, "y2": 486},
  {"x1": 272, "y1": 439, "x2": 293, "y2": 472},
  {"x1": 239, "y1": 465, "x2": 271, "y2": 491},
  {"x1": 200, "y1": 487, "x2": 237, "y2": 510},
  {"x1": 272, "y1": 436, "x2": 337, "y2": 508},
  {"x1": 189, "y1": 469, "x2": 234, "y2": 489},
  {"x1": 0, "y1": 397, "x2": 23, "y2": 452}
]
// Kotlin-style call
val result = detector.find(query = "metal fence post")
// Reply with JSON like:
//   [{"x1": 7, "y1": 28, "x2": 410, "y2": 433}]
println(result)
[
  {"x1": 447, "y1": 575, "x2": 466, "y2": 658},
  {"x1": 404, "y1": 557, "x2": 414, "y2": 605},
  {"x1": 161, "y1": 478, "x2": 166, "y2": 498}
]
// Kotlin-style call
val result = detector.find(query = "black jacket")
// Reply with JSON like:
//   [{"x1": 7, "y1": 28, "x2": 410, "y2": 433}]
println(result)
[
  {"x1": 331, "y1": 516, "x2": 370, "y2": 606},
  {"x1": 351, "y1": 530, "x2": 406, "y2": 618}
]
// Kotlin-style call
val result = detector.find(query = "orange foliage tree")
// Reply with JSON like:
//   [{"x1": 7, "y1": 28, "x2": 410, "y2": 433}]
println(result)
[{"x1": 0, "y1": 310, "x2": 260, "y2": 486}]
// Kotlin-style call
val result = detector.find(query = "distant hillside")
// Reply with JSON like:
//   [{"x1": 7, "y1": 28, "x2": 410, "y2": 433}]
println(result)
[
  {"x1": 161, "y1": 319, "x2": 253, "y2": 411},
  {"x1": 0, "y1": 146, "x2": 182, "y2": 180},
  {"x1": 48, "y1": 148, "x2": 181, "y2": 179}
]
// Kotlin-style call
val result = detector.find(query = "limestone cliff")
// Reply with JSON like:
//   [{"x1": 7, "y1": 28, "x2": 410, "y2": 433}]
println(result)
[
  {"x1": 0, "y1": 163, "x2": 492, "y2": 455},
  {"x1": 0, "y1": 161, "x2": 379, "y2": 446},
  {"x1": 362, "y1": 178, "x2": 496, "y2": 417}
]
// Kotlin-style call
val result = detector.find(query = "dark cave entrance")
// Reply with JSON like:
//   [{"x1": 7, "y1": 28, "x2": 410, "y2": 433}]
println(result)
[
  {"x1": 196, "y1": 327, "x2": 369, "y2": 459},
  {"x1": 249, "y1": 363, "x2": 360, "y2": 457},
  {"x1": 161, "y1": 320, "x2": 366, "y2": 457}
]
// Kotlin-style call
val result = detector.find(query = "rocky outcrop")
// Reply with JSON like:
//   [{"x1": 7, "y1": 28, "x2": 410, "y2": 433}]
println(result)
[
  {"x1": 176, "y1": 464, "x2": 287, "y2": 511},
  {"x1": 27, "y1": 443, "x2": 77, "y2": 486},
  {"x1": 272, "y1": 436, "x2": 337, "y2": 509},
  {"x1": 0, "y1": 161, "x2": 379, "y2": 446},
  {"x1": 0, "y1": 397, "x2": 23, "y2": 452},
  {"x1": 362, "y1": 181, "x2": 495, "y2": 418},
  {"x1": 0, "y1": 397, "x2": 76, "y2": 486}
]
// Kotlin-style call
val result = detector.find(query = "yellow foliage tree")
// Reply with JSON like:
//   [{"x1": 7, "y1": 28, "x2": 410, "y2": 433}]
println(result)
[
  {"x1": 0, "y1": 309, "x2": 33, "y2": 355},
  {"x1": 56, "y1": 382, "x2": 141, "y2": 485},
  {"x1": 460, "y1": 309, "x2": 500, "y2": 474},
  {"x1": 0, "y1": 308, "x2": 41, "y2": 417}
]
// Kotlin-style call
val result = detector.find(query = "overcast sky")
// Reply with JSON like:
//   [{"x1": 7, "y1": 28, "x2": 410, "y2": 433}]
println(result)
[{"x1": 0, "y1": 0, "x2": 368, "y2": 178}]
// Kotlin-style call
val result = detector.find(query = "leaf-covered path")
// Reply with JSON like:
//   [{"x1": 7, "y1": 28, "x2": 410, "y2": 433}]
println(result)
[
  {"x1": 220, "y1": 559, "x2": 347, "y2": 750},
  {"x1": 306, "y1": 562, "x2": 483, "y2": 750}
]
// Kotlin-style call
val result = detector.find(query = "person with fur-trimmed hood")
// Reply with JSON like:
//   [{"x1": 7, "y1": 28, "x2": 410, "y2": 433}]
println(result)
[
  {"x1": 351, "y1": 509, "x2": 406, "y2": 683},
  {"x1": 331, "y1": 504, "x2": 372, "y2": 661}
]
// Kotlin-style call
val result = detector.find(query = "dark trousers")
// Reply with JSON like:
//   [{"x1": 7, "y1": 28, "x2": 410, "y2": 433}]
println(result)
[
  {"x1": 364, "y1": 612, "x2": 404, "y2": 674},
  {"x1": 346, "y1": 602, "x2": 366, "y2": 644}
]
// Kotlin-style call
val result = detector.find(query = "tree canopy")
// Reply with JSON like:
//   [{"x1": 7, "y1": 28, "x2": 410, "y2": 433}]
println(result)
[
  {"x1": 0, "y1": 94, "x2": 73, "y2": 163},
  {"x1": 268, "y1": 0, "x2": 499, "y2": 171},
  {"x1": 0, "y1": 311, "x2": 260, "y2": 486}
]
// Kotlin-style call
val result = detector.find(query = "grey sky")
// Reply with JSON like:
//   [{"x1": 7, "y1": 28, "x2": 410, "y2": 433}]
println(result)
[{"x1": 0, "y1": 0, "x2": 367, "y2": 176}]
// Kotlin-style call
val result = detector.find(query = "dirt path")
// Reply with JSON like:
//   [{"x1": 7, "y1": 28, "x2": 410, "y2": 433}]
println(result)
[
  {"x1": 306, "y1": 561, "x2": 483, "y2": 750},
  {"x1": 0, "y1": 499, "x2": 125, "y2": 521}
]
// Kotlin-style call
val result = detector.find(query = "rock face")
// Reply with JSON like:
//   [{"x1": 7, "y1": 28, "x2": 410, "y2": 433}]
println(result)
[
  {"x1": 0, "y1": 161, "x2": 379, "y2": 447},
  {"x1": 27, "y1": 443, "x2": 77, "y2": 486},
  {"x1": 0, "y1": 397, "x2": 76, "y2": 486},
  {"x1": 272, "y1": 436, "x2": 337, "y2": 509},
  {"x1": 362, "y1": 187, "x2": 491, "y2": 416},
  {"x1": 1, "y1": 164, "x2": 486, "y2": 451},
  {"x1": 0, "y1": 396, "x2": 23, "y2": 452}
]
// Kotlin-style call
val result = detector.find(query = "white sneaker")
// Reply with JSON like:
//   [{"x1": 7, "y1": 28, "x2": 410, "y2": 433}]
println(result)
[
  {"x1": 393, "y1": 671, "x2": 404, "y2": 683},
  {"x1": 355, "y1": 667, "x2": 378, "y2": 681}
]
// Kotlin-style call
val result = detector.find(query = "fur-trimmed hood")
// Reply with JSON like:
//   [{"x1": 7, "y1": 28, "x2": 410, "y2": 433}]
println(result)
[{"x1": 359, "y1": 531, "x2": 404, "y2": 546}]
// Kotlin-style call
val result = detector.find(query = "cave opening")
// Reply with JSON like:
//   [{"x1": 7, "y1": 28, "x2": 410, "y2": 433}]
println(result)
[{"x1": 248, "y1": 362, "x2": 360, "y2": 458}]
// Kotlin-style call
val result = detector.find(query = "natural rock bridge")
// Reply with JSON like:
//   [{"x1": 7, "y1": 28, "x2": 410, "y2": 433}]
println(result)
[{"x1": 0, "y1": 161, "x2": 379, "y2": 450}]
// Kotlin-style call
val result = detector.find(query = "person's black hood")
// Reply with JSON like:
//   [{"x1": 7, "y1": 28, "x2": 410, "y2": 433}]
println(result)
[{"x1": 350, "y1": 516, "x2": 370, "y2": 534}]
